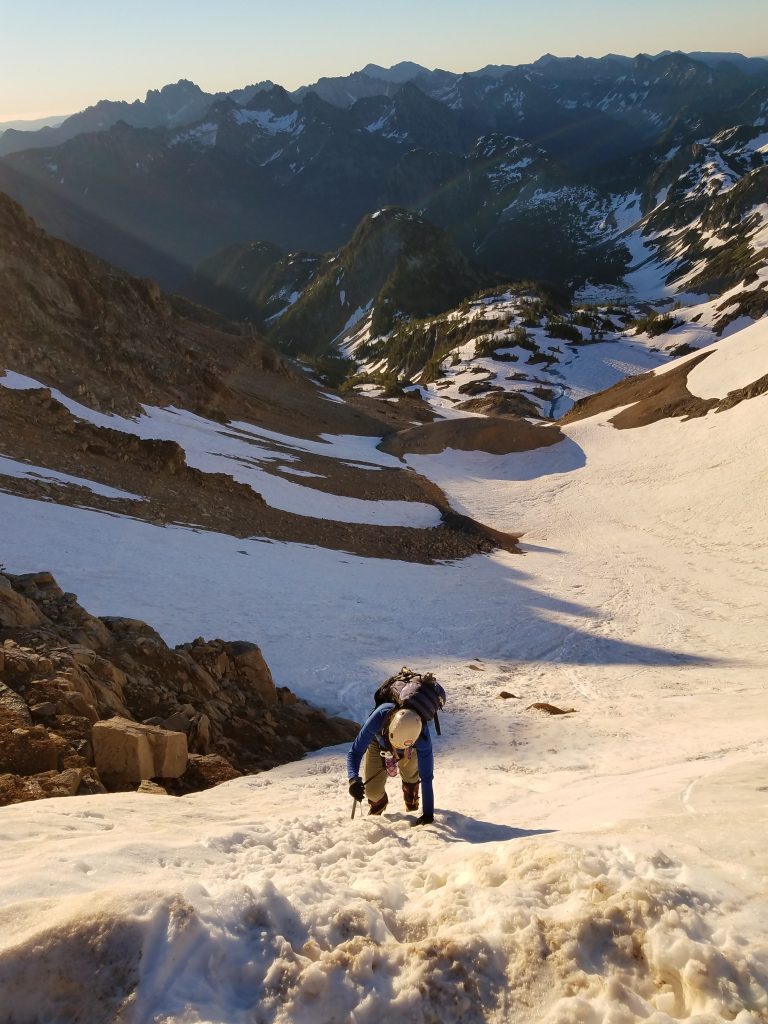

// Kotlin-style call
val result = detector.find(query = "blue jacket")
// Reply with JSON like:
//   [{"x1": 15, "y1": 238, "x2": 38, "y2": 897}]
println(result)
[{"x1": 347, "y1": 703, "x2": 434, "y2": 817}]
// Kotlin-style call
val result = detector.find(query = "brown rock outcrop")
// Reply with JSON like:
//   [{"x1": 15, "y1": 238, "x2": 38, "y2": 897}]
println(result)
[{"x1": 0, "y1": 570, "x2": 359, "y2": 806}]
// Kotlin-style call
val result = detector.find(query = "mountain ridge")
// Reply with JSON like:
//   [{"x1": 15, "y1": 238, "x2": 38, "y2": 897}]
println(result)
[{"x1": 5, "y1": 49, "x2": 763, "y2": 296}]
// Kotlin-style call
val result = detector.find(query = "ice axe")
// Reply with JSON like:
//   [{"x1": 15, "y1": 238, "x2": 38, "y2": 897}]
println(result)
[{"x1": 349, "y1": 751, "x2": 404, "y2": 820}]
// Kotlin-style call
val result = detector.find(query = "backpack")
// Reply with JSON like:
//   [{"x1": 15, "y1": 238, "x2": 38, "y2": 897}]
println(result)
[{"x1": 374, "y1": 666, "x2": 447, "y2": 735}]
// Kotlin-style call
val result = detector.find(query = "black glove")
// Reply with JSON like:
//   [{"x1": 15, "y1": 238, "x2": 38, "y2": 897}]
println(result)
[
  {"x1": 410, "y1": 813, "x2": 434, "y2": 827},
  {"x1": 348, "y1": 776, "x2": 365, "y2": 801}
]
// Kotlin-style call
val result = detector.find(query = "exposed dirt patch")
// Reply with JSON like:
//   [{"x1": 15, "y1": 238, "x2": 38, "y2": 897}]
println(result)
[
  {"x1": 457, "y1": 378, "x2": 502, "y2": 397},
  {"x1": 380, "y1": 415, "x2": 563, "y2": 457},
  {"x1": 208, "y1": 422, "x2": 430, "y2": 504}
]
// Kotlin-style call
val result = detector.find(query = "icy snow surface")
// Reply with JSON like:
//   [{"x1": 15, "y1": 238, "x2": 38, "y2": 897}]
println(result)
[{"x1": 1, "y1": 323, "x2": 768, "y2": 1020}]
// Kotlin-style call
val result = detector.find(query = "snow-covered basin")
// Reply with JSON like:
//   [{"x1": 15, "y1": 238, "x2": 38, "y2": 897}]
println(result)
[{"x1": 2, "y1": 328, "x2": 768, "y2": 1019}]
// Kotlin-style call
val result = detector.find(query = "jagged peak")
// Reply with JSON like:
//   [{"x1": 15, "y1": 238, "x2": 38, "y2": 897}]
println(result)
[{"x1": 147, "y1": 79, "x2": 205, "y2": 101}]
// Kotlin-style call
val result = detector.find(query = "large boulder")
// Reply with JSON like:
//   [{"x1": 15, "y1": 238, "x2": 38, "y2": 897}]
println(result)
[{"x1": 92, "y1": 717, "x2": 187, "y2": 787}]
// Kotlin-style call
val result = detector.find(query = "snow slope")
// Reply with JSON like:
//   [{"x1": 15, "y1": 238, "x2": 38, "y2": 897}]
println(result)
[{"x1": 1, "y1": 321, "x2": 768, "y2": 1021}]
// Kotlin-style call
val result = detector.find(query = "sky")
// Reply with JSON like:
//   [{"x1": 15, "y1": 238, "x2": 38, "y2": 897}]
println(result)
[{"x1": 1, "y1": 0, "x2": 767, "y2": 121}]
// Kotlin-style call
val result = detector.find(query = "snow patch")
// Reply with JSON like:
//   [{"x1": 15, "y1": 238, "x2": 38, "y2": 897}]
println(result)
[
  {"x1": 232, "y1": 109, "x2": 301, "y2": 135},
  {"x1": 0, "y1": 456, "x2": 145, "y2": 501}
]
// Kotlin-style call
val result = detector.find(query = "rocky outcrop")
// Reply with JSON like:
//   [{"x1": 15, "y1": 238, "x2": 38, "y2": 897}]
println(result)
[{"x1": 0, "y1": 570, "x2": 359, "y2": 806}]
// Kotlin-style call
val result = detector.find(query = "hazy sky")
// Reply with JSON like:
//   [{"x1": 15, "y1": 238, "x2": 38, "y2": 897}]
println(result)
[{"x1": 2, "y1": 0, "x2": 766, "y2": 120}]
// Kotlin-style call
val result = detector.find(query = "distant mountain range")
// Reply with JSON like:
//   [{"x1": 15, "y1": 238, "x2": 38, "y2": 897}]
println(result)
[
  {"x1": 4, "y1": 51, "x2": 766, "y2": 159},
  {"x1": 0, "y1": 81, "x2": 273, "y2": 156},
  {"x1": 5, "y1": 50, "x2": 764, "y2": 155},
  {"x1": 0, "y1": 114, "x2": 70, "y2": 136},
  {"x1": 0, "y1": 50, "x2": 765, "y2": 324}
]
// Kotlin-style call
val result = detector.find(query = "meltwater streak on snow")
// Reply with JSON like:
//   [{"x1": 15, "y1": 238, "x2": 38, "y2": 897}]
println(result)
[{"x1": 0, "y1": 373, "x2": 439, "y2": 528}]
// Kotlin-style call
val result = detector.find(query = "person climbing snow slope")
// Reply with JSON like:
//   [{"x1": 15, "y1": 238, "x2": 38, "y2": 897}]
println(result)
[
  {"x1": 347, "y1": 705, "x2": 434, "y2": 826},
  {"x1": 347, "y1": 668, "x2": 445, "y2": 827}
]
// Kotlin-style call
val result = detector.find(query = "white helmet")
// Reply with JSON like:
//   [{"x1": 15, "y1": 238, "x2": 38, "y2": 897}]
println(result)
[{"x1": 388, "y1": 709, "x2": 422, "y2": 749}]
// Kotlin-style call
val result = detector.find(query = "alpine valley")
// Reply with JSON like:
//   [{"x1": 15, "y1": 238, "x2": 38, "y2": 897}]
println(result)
[{"x1": 0, "y1": 49, "x2": 767, "y2": 1024}]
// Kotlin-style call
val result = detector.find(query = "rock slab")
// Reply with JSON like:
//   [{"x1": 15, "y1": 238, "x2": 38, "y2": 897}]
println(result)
[{"x1": 92, "y1": 717, "x2": 188, "y2": 786}]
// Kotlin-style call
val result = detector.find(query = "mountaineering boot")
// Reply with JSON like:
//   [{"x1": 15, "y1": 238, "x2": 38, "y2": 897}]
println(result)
[
  {"x1": 402, "y1": 781, "x2": 420, "y2": 812},
  {"x1": 410, "y1": 813, "x2": 434, "y2": 827},
  {"x1": 368, "y1": 794, "x2": 388, "y2": 815}
]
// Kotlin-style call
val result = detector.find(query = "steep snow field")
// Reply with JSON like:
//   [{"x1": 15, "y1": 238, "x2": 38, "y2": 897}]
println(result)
[{"x1": 1, "y1": 323, "x2": 768, "y2": 1021}]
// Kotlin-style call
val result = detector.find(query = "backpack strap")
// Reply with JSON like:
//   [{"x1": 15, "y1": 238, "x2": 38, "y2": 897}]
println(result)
[{"x1": 433, "y1": 711, "x2": 441, "y2": 737}]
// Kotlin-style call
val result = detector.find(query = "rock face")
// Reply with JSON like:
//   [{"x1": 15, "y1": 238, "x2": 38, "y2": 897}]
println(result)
[{"x1": 0, "y1": 570, "x2": 359, "y2": 806}]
